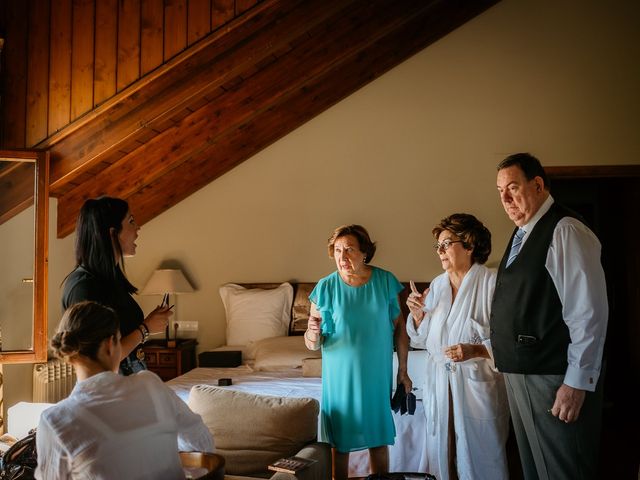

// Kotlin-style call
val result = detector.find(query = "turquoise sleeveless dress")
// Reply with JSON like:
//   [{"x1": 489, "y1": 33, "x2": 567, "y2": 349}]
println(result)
[{"x1": 309, "y1": 266, "x2": 403, "y2": 452}]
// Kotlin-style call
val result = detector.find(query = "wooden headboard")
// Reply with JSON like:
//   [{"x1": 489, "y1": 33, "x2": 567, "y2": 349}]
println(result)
[{"x1": 239, "y1": 281, "x2": 430, "y2": 335}]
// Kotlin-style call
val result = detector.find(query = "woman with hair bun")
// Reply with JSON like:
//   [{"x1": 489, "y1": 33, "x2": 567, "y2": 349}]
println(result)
[
  {"x1": 406, "y1": 213, "x2": 509, "y2": 480},
  {"x1": 35, "y1": 301, "x2": 213, "y2": 480}
]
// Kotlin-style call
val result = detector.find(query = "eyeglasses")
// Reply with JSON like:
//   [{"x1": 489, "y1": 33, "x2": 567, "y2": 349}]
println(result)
[{"x1": 433, "y1": 240, "x2": 463, "y2": 252}]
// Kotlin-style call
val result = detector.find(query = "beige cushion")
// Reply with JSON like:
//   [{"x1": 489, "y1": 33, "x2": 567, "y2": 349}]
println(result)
[
  {"x1": 220, "y1": 283, "x2": 293, "y2": 350},
  {"x1": 302, "y1": 358, "x2": 322, "y2": 377},
  {"x1": 188, "y1": 386, "x2": 319, "y2": 476},
  {"x1": 251, "y1": 335, "x2": 321, "y2": 371}
]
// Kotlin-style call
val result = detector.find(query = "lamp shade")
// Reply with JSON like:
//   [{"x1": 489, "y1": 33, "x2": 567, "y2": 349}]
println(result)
[{"x1": 141, "y1": 269, "x2": 194, "y2": 294}]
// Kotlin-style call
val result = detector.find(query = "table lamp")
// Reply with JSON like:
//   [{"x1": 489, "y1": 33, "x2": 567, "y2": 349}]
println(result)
[{"x1": 141, "y1": 268, "x2": 195, "y2": 347}]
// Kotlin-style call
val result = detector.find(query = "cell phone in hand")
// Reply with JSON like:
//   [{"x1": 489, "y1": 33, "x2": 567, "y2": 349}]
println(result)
[{"x1": 161, "y1": 293, "x2": 169, "y2": 307}]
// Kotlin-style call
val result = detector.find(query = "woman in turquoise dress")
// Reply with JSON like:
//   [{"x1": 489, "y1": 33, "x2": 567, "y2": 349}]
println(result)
[{"x1": 304, "y1": 224, "x2": 412, "y2": 480}]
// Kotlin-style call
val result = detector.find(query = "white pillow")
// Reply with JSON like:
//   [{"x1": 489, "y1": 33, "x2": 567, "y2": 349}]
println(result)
[
  {"x1": 220, "y1": 283, "x2": 293, "y2": 347},
  {"x1": 252, "y1": 335, "x2": 321, "y2": 371}
]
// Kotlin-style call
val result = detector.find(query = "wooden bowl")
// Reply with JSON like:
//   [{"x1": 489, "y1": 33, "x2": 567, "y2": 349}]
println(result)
[{"x1": 179, "y1": 452, "x2": 225, "y2": 480}]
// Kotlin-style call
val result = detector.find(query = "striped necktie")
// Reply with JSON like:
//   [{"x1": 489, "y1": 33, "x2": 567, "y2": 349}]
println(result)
[{"x1": 506, "y1": 228, "x2": 526, "y2": 267}]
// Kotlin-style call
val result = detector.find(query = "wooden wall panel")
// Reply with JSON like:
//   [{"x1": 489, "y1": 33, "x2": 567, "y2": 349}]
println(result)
[
  {"x1": 3, "y1": 1, "x2": 29, "y2": 148},
  {"x1": 141, "y1": 0, "x2": 164, "y2": 75},
  {"x1": 117, "y1": 0, "x2": 141, "y2": 92},
  {"x1": 26, "y1": 0, "x2": 50, "y2": 146},
  {"x1": 46, "y1": 0, "x2": 323, "y2": 190},
  {"x1": 94, "y1": 0, "x2": 118, "y2": 105},
  {"x1": 164, "y1": 0, "x2": 187, "y2": 60},
  {"x1": 187, "y1": 0, "x2": 211, "y2": 46},
  {"x1": 2, "y1": 0, "x2": 270, "y2": 166},
  {"x1": 3, "y1": 0, "x2": 258, "y2": 149},
  {"x1": 71, "y1": 0, "x2": 95, "y2": 120},
  {"x1": 212, "y1": 0, "x2": 234, "y2": 30},
  {"x1": 48, "y1": 0, "x2": 72, "y2": 134}
]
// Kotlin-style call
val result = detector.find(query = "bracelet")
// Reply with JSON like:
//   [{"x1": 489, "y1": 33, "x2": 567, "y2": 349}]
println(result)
[
  {"x1": 304, "y1": 330, "x2": 319, "y2": 343},
  {"x1": 139, "y1": 322, "x2": 149, "y2": 336},
  {"x1": 137, "y1": 323, "x2": 149, "y2": 344}
]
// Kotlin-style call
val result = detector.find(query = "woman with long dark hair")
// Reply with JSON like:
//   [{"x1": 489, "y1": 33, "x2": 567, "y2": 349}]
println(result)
[{"x1": 62, "y1": 197, "x2": 171, "y2": 375}]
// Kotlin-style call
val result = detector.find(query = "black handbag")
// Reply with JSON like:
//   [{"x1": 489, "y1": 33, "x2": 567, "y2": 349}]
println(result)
[
  {"x1": 0, "y1": 429, "x2": 37, "y2": 480},
  {"x1": 391, "y1": 386, "x2": 416, "y2": 415}
]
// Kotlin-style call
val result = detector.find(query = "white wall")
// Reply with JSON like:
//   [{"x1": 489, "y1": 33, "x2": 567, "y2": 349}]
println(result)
[{"x1": 3, "y1": 0, "x2": 639, "y2": 413}]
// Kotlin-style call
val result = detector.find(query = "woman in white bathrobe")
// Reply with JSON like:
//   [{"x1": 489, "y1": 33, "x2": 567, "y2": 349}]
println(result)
[{"x1": 407, "y1": 213, "x2": 509, "y2": 480}]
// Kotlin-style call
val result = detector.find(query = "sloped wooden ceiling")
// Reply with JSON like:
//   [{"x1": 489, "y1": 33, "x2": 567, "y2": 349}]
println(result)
[{"x1": 0, "y1": 0, "x2": 499, "y2": 238}]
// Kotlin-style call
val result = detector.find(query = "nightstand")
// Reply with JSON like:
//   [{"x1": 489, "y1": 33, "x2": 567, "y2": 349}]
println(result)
[{"x1": 142, "y1": 339, "x2": 197, "y2": 381}]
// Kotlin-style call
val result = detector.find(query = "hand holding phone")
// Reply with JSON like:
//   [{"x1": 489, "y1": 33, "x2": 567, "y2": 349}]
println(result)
[{"x1": 160, "y1": 293, "x2": 174, "y2": 310}]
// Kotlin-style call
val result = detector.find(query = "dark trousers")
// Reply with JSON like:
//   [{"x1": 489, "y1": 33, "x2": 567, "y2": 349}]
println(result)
[{"x1": 504, "y1": 373, "x2": 604, "y2": 480}]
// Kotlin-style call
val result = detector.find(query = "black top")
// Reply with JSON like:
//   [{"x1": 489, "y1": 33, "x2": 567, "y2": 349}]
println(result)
[
  {"x1": 490, "y1": 203, "x2": 579, "y2": 374},
  {"x1": 62, "y1": 265, "x2": 145, "y2": 362}
]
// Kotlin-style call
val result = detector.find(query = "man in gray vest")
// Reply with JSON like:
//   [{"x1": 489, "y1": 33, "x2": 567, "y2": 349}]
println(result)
[{"x1": 491, "y1": 153, "x2": 608, "y2": 479}]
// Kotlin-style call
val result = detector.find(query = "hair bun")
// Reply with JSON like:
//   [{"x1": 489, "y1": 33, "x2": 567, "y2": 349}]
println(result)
[
  {"x1": 62, "y1": 331, "x2": 79, "y2": 349},
  {"x1": 51, "y1": 330, "x2": 80, "y2": 357}
]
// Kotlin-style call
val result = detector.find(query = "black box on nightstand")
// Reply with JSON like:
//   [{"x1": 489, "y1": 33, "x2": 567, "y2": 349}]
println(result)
[{"x1": 198, "y1": 350, "x2": 242, "y2": 367}]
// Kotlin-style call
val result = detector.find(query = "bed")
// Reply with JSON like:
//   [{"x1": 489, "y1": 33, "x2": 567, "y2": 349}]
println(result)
[{"x1": 167, "y1": 281, "x2": 430, "y2": 477}]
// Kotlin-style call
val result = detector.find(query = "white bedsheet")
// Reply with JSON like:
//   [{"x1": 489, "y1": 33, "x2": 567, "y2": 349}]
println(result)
[{"x1": 167, "y1": 366, "x2": 428, "y2": 476}]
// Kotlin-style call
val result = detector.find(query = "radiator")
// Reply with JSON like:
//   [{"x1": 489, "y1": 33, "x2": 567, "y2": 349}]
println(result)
[{"x1": 32, "y1": 360, "x2": 76, "y2": 403}]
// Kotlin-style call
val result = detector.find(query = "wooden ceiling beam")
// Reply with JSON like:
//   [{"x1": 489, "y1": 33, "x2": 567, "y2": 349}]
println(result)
[
  {"x1": 45, "y1": 0, "x2": 355, "y2": 191},
  {"x1": 42, "y1": 0, "x2": 293, "y2": 146},
  {"x1": 98, "y1": 0, "x2": 500, "y2": 232}
]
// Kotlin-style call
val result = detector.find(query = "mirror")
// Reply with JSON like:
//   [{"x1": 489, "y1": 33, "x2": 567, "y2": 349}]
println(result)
[{"x1": 0, "y1": 150, "x2": 48, "y2": 363}]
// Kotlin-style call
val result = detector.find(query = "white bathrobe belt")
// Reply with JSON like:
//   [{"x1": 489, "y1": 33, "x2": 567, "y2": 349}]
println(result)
[{"x1": 424, "y1": 350, "x2": 452, "y2": 436}]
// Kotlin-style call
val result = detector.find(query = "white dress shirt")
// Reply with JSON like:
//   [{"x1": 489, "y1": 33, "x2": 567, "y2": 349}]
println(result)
[
  {"x1": 519, "y1": 195, "x2": 608, "y2": 391},
  {"x1": 35, "y1": 370, "x2": 214, "y2": 480}
]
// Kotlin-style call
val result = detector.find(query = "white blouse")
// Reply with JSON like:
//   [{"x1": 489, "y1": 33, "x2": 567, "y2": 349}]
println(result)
[{"x1": 35, "y1": 370, "x2": 214, "y2": 480}]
